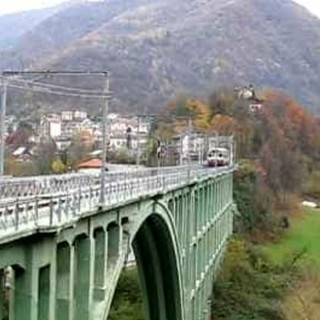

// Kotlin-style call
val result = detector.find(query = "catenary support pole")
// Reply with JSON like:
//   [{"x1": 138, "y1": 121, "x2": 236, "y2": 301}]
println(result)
[
  {"x1": 0, "y1": 80, "x2": 7, "y2": 178},
  {"x1": 100, "y1": 73, "x2": 110, "y2": 204}
]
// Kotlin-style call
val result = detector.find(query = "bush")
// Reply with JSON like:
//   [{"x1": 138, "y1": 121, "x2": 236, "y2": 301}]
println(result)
[
  {"x1": 51, "y1": 158, "x2": 67, "y2": 174},
  {"x1": 211, "y1": 237, "x2": 291, "y2": 320},
  {"x1": 108, "y1": 269, "x2": 144, "y2": 320},
  {"x1": 233, "y1": 160, "x2": 275, "y2": 240}
]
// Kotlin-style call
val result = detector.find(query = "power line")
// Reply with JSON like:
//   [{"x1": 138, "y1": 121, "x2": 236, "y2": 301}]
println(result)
[
  {"x1": 6, "y1": 83, "x2": 111, "y2": 100},
  {"x1": 3, "y1": 77, "x2": 107, "y2": 95},
  {"x1": 2, "y1": 71, "x2": 108, "y2": 77}
]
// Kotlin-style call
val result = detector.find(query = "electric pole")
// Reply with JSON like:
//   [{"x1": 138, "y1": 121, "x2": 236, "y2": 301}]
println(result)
[{"x1": 100, "y1": 72, "x2": 110, "y2": 204}]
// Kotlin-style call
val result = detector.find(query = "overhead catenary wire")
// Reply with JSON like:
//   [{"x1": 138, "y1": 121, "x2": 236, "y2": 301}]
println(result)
[
  {"x1": 6, "y1": 83, "x2": 111, "y2": 100},
  {"x1": 3, "y1": 76, "x2": 107, "y2": 95}
]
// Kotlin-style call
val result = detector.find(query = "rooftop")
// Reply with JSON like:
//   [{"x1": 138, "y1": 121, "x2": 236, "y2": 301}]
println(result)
[{"x1": 78, "y1": 158, "x2": 103, "y2": 169}]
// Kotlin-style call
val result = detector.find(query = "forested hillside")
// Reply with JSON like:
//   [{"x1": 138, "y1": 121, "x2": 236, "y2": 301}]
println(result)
[
  {"x1": 108, "y1": 88, "x2": 320, "y2": 320},
  {"x1": 2, "y1": 0, "x2": 320, "y2": 114}
]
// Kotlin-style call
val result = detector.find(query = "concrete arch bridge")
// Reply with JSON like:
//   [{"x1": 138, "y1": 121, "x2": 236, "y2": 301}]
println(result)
[{"x1": 0, "y1": 165, "x2": 235, "y2": 320}]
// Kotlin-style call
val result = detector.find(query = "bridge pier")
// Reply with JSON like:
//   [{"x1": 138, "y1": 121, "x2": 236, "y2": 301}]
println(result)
[
  {"x1": 73, "y1": 235, "x2": 91, "y2": 320},
  {"x1": 38, "y1": 265, "x2": 50, "y2": 320},
  {"x1": 56, "y1": 242, "x2": 70, "y2": 320},
  {"x1": 93, "y1": 228, "x2": 107, "y2": 302},
  {"x1": 13, "y1": 261, "x2": 37, "y2": 320},
  {"x1": 0, "y1": 270, "x2": 3, "y2": 320}
]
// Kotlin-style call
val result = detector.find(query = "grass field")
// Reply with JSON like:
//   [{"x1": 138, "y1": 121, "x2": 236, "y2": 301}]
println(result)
[
  {"x1": 263, "y1": 207, "x2": 320, "y2": 270},
  {"x1": 263, "y1": 207, "x2": 320, "y2": 319}
]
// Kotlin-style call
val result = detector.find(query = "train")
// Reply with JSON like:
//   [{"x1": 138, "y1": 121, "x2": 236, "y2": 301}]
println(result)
[{"x1": 206, "y1": 147, "x2": 230, "y2": 167}]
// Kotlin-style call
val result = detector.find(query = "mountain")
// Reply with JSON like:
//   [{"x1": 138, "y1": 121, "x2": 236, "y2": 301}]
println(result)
[
  {"x1": 0, "y1": 5, "x2": 66, "y2": 50},
  {"x1": 1, "y1": 0, "x2": 320, "y2": 114}
]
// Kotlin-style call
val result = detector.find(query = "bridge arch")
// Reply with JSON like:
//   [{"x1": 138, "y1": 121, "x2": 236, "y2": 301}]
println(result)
[
  {"x1": 105, "y1": 201, "x2": 184, "y2": 320},
  {"x1": 132, "y1": 213, "x2": 183, "y2": 320}
]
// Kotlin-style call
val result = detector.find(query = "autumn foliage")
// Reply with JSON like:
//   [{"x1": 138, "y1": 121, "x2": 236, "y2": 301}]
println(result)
[{"x1": 159, "y1": 88, "x2": 320, "y2": 238}]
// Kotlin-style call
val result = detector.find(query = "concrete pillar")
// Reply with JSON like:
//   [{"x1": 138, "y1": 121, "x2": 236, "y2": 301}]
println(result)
[
  {"x1": 192, "y1": 245, "x2": 196, "y2": 290},
  {"x1": 49, "y1": 246, "x2": 57, "y2": 320},
  {"x1": 191, "y1": 297, "x2": 195, "y2": 320},
  {"x1": 185, "y1": 244, "x2": 190, "y2": 294},
  {"x1": 14, "y1": 265, "x2": 36, "y2": 320},
  {"x1": 205, "y1": 232, "x2": 208, "y2": 268},
  {"x1": 93, "y1": 228, "x2": 106, "y2": 301},
  {"x1": 194, "y1": 191, "x2": 198, "y2": 238},
  {"x1": 217, "y1": 179, "x2": 221, "y2": 213},
  {"x1": 0, "y1": 269, "x2": 3, "y2": 320},
  {"x1": 205, "y1": 186, "x2": 208, "y2": 225},
  {"x1": 210, "y1": 183, "x2": 214, "y2": 220},
  {"x1": 182, "y1": 195, "x2": 186, "y2": 250},
  {"x1": 196, "y1": 289, "x2": 201, "y2": 320},
  {"x1": 210, "y1": 226, "x2": 214, "y2": 258},
  {"x1": 69, "y1": 244, "x2": 75, "y2": 320},
  {"x1": 38, "y1": 265, "x2": 50, "y2": 320},
  {"x1": 214, "y1": 181, "x2": 217, "y2": 214},
  {"x1": 199, "y1": 189, "x2": 202, "y2": 229},
  {"x1": 174, "y1": 197, "x2": 179, "y2": 229},
  {"x1": 207, "y1": 184, "x2": 209, "y2": 222},
  {"x1": 73, "y1": 235, "x2": 91, "y2": 320},
  {"x1": 214, "y1": 224, "x2": 217, "y2": 254},
  {"x1": 179, "y1": 195, "x2": 184, "y2": 247},
  {"x1": 201, "y1": 237, "x2": 205, "y2": 273},
  {"x1": 197, "y1": 241, "x2": 201, "y2": 280},
  {"x1": 183, "y1": 195, "x2": 188, "y2": 250},
  {"x1": 168, "y1": 199, "x2": 174, "y2": 216},
  {"x1": 176, "y1": 197, "x2": 181, "y2": 242},
  {"x1": 56, "y1": 242, "x2": 70, "y2": 320},
  {"x1": 107, "y1": 224, "x2": 120, "y2": 271}
]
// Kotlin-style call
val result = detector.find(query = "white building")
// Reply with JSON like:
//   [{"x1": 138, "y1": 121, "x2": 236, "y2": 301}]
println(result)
[
  {"x1": 174, "y1": 132, "x2": 206, "y2": 161},
  {"x1": 74, "y1": 110, "x2": 87, "y2": 120},
  {"x1": 61, "y1": 111, "x2": 73, "y2": 121},
  {"x1": 109, "y1": 134, "x2": 148, "y2": 151},
  {"x1": 108, "y1": 114, "x2": 139, "y2": 135},
  {"x1": 137, "y1": 115, "x2": 153, "y2": 134},
  {"x1": 173, "y1": 133, "x2": 232, "y2": 163},
  {"x1": 40, "y1": 114, "x2": 62, "y2": 139}
]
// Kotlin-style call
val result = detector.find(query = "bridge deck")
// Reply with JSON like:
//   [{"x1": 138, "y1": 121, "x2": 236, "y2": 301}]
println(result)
[{"x1": 0, "y1": 165, "x2": 234, "y2": 242}]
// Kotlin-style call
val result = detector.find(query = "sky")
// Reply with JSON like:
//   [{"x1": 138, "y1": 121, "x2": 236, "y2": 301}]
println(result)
[
  {"x1": 0, "y1": 0, "x2": 319, "y2": 17},
  {"x1": 294, "y1": 0, "x2": 320, "y2": 17}
]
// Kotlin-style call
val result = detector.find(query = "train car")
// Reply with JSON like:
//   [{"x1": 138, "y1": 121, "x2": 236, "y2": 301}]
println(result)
[{"x1": 207, "y1": 147, "x2": 230, "y2": 167}]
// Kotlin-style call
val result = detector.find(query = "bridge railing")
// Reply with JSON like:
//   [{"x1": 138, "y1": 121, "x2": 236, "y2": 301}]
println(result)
[
  {"x1": 0, "y1": 165, "x2": 196, "y2": 199},
  {"x1": 0, "y1": 173, "x2": 97, "y2": 198},
  {"x1": 0, "y1": 165, "x2": 234, "y2": 240}
]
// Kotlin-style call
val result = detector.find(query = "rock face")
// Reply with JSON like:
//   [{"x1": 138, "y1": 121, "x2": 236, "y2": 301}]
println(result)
[{"x1": 1, "y1": 0, "x2": 320, "y2": 114}]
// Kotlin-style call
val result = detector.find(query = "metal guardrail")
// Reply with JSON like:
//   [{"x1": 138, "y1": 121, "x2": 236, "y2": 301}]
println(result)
[{"x1": 0, "y1": 165, "x2": 234, "y2": 240}]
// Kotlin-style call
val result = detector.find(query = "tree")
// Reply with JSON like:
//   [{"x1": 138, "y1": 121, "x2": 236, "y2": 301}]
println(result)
[
  {"x1": 6, "y1": 121, "x2": 33, "y2": 149},
  {"x1": 210, "y1": 114, "x2": 236, "y2": 135},
  {"x1": 35, "y1": 139, "x2": 57, "y2": 175},
  {"x1": 209, "y1": 87, "x2": 236, "y2": 116},
  {"x1": 68, "y1": 131, "x2": 94, "y2": 168},
  {"x1": 51, "y1": 159, "x2": 67, "y2": 174}
]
